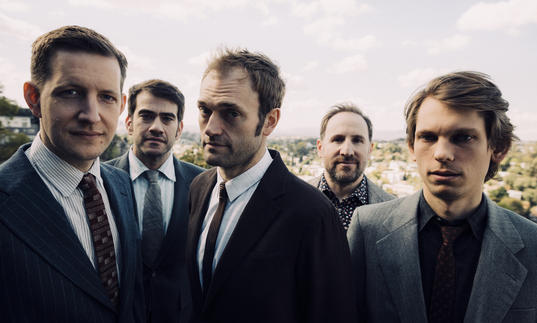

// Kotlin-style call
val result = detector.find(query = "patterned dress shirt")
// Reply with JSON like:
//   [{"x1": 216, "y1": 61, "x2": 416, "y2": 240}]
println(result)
[{"x1": 318, "y1": 174, "x2": 368, "y2": 231}]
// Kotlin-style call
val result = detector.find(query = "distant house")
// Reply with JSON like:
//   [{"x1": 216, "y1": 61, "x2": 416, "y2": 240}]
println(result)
[{"x1": 0, "y1": 108, "x2": 39, "y2": 139}]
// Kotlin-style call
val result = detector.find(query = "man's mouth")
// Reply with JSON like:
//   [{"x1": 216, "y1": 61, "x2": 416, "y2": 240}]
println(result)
[
  {"x1": 429, "y1": 169, "x2": 461, "y2": 180},
  {"x1": 144, "y1": 137, "x2": 165, "y2": 143},
  {"x1": 71, "y1": 130, "x2": 103, "y2": 137}
]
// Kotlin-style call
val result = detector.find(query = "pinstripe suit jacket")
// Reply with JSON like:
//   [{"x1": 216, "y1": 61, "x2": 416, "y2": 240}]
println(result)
[{"x1": 0, "y1": 144, "x2": 144, "y2": 323}]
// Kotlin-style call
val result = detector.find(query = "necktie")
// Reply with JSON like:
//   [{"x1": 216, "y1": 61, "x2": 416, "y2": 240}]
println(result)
[
  {"x1": 428, "y1": 224, "x2": 467, "y2": 323},
  {"x1": 79, "y1": 173, "x2": 119, "y2": 307},
  {"x1": 202, "y1": 182, "x2": 228, "y2": 294},
  {"x1": 142, "y1": 170, "x2": 164, "y2": 266}
]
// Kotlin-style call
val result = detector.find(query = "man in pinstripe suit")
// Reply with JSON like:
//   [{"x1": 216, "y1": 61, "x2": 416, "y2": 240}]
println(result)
[{"x1": 0, "y1": 26, "x2": 144, "y2": 322}]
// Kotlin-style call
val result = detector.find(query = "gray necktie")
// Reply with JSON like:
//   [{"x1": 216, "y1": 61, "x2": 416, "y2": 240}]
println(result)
[{"x1": 142, "y1": 169, "x2": 164, "y2": 265}]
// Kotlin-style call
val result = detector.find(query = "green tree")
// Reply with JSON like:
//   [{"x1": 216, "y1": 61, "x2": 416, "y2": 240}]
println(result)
[
  {"x1": 0, "y1": 129, "x2": 30, "y2": 162},
  {"x1": 498, "y1": 197, "x2": 526, "y2": 216},
  {"x1": 488, "y1": 186, "x2": 508, "y2": 203},
  {"x1": 179, "y1": 147, "x2": 210, "y2": 169},
  {"x1": 101, "y1": 135, "x2": 129, "y2": 161}
]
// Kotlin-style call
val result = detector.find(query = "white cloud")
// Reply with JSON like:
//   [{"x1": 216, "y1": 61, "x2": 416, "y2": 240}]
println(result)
[
  {"x1": 331, "y1": 34, "x2": 379, "y2": 51},
  {"x1": 329, "y1": 54, "x2": 367, "y2": 74},
  {"x1": 0, "y1": 0, "x2": 29, "y2": 12},
  {"x1": 397, "y1": 68, "x2": 449, "y2": 88},
  {"x1": 457, "y1": 0, "x2": 537, "y2": 33},
  {"x1": 187, "y1": 51, "x2": 212, "y2": 66},
  {"x1": 117, "y1": 46, "x2": 155, "y2": 74},
  {"x1": 0, "y1": 12, "x2": 42, "y2": 42},
  {"x1": 427, "y1": 34, "x2": 470, "y2": 55},
  {"x1": 302, "y1": 60, "x2": 319, "y2": 72},
  {"x1": 0, "y1": 56, "x2": 26, "y2": 106}
]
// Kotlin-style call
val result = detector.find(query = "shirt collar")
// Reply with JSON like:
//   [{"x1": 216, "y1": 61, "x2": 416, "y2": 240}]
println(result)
[
  {"x1": 128, "y1": 148, "x2": 176, "y2": 182},
  {"x1": 26, "y1": 133, "x2": 102, "y2": 197},
  {"x1": 418, "y1": 191, "x2": 487, "y2": 240},
  {"x1": 216, "y1": 148, "x2": 273, "y2": 203},
  {"x1": 319, "y1": 173, "x2": 369, "y2": 204}
]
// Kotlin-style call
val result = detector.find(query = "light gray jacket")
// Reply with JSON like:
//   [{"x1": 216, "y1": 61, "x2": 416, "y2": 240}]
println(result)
[{"x1": 348, "y1": 191, "x2": 537, "y2": 323}]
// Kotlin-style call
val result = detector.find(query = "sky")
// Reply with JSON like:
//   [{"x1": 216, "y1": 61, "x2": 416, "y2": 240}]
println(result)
[{"x1": 1, "y1": 0, "x2": 536, "y2": 140}]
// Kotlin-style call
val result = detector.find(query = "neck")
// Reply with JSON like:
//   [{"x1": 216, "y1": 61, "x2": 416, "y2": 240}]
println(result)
[
  {"x1": 423, "y1": 189, "x2": 483, "y2": 221},
  {"x1": 137, "y1": 150, "x2": 170, "y2": 170},
  {"x1": 219, "y1": 146, "x2": 267, "y2": 181},
  {"x1": 325, "y1": 173, "x2": 364, "y2": 200}
]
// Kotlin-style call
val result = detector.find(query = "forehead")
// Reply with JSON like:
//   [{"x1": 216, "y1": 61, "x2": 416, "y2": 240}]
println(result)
[
  {"x1": 416, "y1": 97, "x2": 486, "y2": 134},
  {"x1": 199, "y1": 68, "x2": 259, "y2": 111},
  {"x1": 135, "y1": 90, "x2": 178, "y2": 115},
  {"x1": 325, "y1": 112, "x2": 369, "y2": 137},
  {"x1": 47, "y1": 50, "x2": 121, "y2": 90}
]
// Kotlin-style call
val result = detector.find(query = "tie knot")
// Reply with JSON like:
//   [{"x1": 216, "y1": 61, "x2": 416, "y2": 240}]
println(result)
[
  {"x1": 145, "y1": 170, "x2": 160, "y2": 184},
  {"x1": 218, "y1": 182, "x2": 228, "y2": 201},
  {"x1": 440, "y1": 224, "x2": 467, "y2": 246},
  {"x1": 79, "y1": 173, "x2": 97, "y2": 192}
]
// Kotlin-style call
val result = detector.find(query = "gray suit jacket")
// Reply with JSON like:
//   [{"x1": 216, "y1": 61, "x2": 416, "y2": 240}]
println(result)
[
  {"x1": 106, "y1": 152, "x2": 203, "y2": 323},
  {"x1": 308, "y1": 175, "x2": 395, "y2": 204},
  {"x1": 347, "y1": 191, "x2": 537, "y2": 323}
]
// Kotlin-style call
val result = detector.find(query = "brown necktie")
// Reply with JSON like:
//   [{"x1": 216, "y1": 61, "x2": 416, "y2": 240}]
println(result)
[
  {"x1": 428, "y1": 224, "x2": 467, "y2": 323},
  {"x1": 79, "y1": 173, "x2": 119, "y2": 308},
  {"x1": 202, "y1": 182, "x2": 228, "y2": 295}
]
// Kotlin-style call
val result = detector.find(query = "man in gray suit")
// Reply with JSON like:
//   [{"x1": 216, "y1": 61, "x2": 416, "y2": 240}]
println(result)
[
  {"x1": 348, "y1": 71, "x2": 537, "y2": 323},
  {"x1": 311, "y1": 103, "x2": 394, "y2": 230},
  {"x1": 106, "y1": 79, "x2": 203, "y2": 323}
]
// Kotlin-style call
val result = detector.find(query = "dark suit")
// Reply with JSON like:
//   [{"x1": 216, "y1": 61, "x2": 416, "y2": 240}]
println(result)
[
  {"x1": 107, "y1": 152, "x2": 203, "y2": 323},
  {"x1": 186, "y1": 149, "x2": 357, "y2": 323},
  {"x1": 0, "y1": 144, "x2": 144, "y2": 323},
  {"x1": 348, "y1": 191, "x2": 537, "y2": 323}
]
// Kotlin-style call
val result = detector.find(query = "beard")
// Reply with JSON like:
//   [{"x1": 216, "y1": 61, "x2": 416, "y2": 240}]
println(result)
[{"x1": 326, "y1": 158, "x2": 362, "y2": 186}]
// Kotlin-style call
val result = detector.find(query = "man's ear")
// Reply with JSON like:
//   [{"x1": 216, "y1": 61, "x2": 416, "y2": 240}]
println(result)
[
  {"x1": 24, "y1": 82, "x2": 41, "y2": 118},
  {"x1": 491, "y1": 149, "x2": 508, "y2": 164},
  {"x1": 176, "y1": 120, "x2": 184, "y2": 139},
  {"x1": 126, "y1": 114, "x2": 134, "y2": 135},
  {"x1": 408, "y1": 141, "x2": 416, "y2": 162},
  {"x1": 316, "y1": 138, "x2": 323, "y2": 158},
  {"x1": 120, "y1": 93, "x2": 126, "y2": 114},
  {"x1": 261, "y1": 108, "x2": 280, "y2": 137}
]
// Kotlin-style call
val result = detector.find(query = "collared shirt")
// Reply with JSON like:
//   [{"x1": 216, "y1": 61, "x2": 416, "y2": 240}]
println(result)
[
  {"x1": 418, "y1": 192, "x2": 487, "y2": 323},
  {"x1": 197, "y1": 148, "x2": 273, "y2": 287},
  {"x1": 128, "y1": 149, "x2": 176, "y2": 234},
  {"x1": 318, "y1": 174, "x2": 368, "y2": 231},
  {"x1": 25, "y1": 134, "x2": 121, "y2": 271}
]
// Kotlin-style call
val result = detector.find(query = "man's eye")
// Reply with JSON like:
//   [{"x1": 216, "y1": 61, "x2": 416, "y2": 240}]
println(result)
[
  {"x1": 227, "y1": 110, "x2": 240, "y2": 118},
  {"x1": 60, "y1": 89, "x2": 80, "y2": 97},
  {"x1": 100, "y1": 94, "x2": 117, "y2": 103},
  {"x1": 199, "y1": 106, "x2": 210, "y2": 116},
  {"x1": 453, "y1": 134, "x2": 473, "y2": 144},
  {"x1": 332, "y1": 137, "x2": 344, "y2": 143},
  {"x1": 418, "y1": 134, "x2": 436, "y2": 142}
]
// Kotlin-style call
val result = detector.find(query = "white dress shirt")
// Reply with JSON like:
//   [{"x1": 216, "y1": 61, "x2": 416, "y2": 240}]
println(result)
[
  {"x1": 128, "y1": 149, "x2": 175, "y2": 234},
  {"x1": 197, "y1": 148, "x2": 273, "y2": 287},
  {"x1": 25, "y1": 134, "x2": 121, "y2": 271}
]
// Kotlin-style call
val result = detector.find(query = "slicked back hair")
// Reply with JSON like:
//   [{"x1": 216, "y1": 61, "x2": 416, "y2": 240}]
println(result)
[
  {"x1": 128, "y1": 79, "x2": 185, "y2": 121},
  {"x1": 203, "y1": 48, "x2": 286, "y2": 135},
  {"x1": 31, "y1": 25, "x2": 128, "y2": 90},
  {"x1": 404, "y1": 71, "x2": 517, "y2": 181},
  {"x1": 320, "y1": 102, "x2": 373, "y2": 141}
]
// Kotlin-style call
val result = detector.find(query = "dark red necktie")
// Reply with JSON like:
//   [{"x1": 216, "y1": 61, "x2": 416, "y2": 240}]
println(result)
[
  {"x1": 428, "y1": 224, "x2": 467, "y2": 323},
  {"x1": 202, "y1": 182, "x2": 228, "y2": 295},
  {"x1": 79, "y1": 173, "x2": 119, "y2": 308}
]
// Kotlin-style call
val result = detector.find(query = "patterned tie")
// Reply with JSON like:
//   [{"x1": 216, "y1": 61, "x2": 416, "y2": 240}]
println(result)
[
  {"x1": 202, "y1": 182, "x2": 228, "y2": 295},
  {"x1": 79, "y1": 173, "x2": 119, "y2": 308},
  {"x1": 428, "y1": 224, "x2": 467, "y2": 323},
  {"x1": 142, "y1": 170, "x2": 164, "y2": 266}
]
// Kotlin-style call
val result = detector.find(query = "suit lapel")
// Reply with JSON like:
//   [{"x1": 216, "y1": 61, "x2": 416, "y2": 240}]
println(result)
[
  {"x1": 186, "y1": 168, "x2": 217, "y2": 306},
  {"x1": 0, "y1": 149, "x2": 112, "y2": 309},
  {"x1": 203, "y1": 153, "x2": 285, "y2": 309},
  {"x1": 375, "y1": 192, "x2": 428, "y2": 323},
  {"x1": 156, "y1": 158, "x2": 189, "y2": 265},
  {"x1": 464, "y1": 197, "x2": 526, "y2": 322},
  {"x1": 101, "y1": 165, "x2": 138, "y2": 314}
]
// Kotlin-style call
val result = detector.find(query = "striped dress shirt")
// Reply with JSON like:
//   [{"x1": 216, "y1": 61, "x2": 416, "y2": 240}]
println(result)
[{"x1": 25, "y1": 135, "x2": 121, "y2": 273}]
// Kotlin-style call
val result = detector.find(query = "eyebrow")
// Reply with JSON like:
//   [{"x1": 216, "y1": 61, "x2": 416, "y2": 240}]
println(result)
[{"x1": 197, "y1": 100, "x2": 242, "y2": 111}]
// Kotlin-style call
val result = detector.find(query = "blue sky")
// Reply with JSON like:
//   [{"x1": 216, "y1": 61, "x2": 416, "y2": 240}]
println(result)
[{"x1": 1, "y1": 0, "x2": 536, "y2": 140}]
